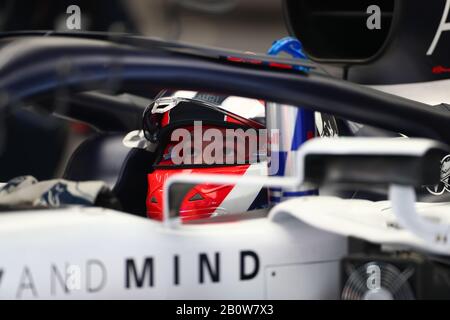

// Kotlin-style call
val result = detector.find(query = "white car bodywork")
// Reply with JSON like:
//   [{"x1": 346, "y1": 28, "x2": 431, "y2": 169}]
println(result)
[
  {"x1": 271, "y1": 196, "x2": 450, "y2": 256},
  {"x1": 0, "y1": 206, "x2": 346, "y2": 299},
  {"x1": 1, "y1": 137, "x2": 446, "y2": 300}
]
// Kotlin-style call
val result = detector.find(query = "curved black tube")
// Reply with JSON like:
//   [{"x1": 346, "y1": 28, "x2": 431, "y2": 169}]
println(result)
[{"x1": 0, "y1": 36, "x2": 448, "y2": 142}]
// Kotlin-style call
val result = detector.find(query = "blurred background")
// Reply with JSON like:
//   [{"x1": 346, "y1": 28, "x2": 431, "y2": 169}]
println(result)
[
  {"x1": 0, "y1": 0, "x2": 287, "y2": 53},
  {"x1": 127, "y1": 0, "x2": 286, "y2": 53},
  {"x1": 0, "y1": 0, "x2": 289, "y2": 181}
]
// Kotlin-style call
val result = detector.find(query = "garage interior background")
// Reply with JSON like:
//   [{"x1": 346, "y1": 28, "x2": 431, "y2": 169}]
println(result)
[
  {"x1": 127, "y1": 0, "x2": 286, "y2": 53},
  {"x1": 0, "y1": 0, "x2": 287, "y2": 180}
]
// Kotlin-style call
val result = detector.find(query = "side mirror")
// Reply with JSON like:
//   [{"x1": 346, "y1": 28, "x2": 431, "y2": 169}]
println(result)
[
  {"x1": 300, "y1": 137, "x2": 450, "y2": 248},
  {"x1": 301, "y1": 137, "x2": 446, "y2": 187}
]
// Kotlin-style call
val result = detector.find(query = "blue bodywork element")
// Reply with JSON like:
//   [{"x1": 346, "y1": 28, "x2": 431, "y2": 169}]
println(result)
[
  {"x1": 267, "y1": 37, "x2": 317, "y2": 203},
  {"x1": 267, "y1": 37, "x2": 310, "y2": 73}
]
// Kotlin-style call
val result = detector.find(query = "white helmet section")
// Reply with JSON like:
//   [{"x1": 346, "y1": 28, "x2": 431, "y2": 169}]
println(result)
[{"x1": 170, "y1": 90, "x2": 265, "y2": 121}]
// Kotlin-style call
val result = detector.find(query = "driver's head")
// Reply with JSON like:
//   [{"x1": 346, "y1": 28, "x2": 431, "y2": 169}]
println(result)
[{"x1": 143, "y1": 91, "x2": 268, "y2": 221}]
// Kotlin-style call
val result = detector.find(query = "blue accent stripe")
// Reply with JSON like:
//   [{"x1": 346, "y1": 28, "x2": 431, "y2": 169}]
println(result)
[
  {"x1": 270, "y1": 196, "x2": 281, "y2": 203},
  {"x1": 291, "y1": 110, "x2": 303, "y2": 150},
  {"x1": 282, "y1": 190, "x2": 318, "y2": 197},
  {"x1": 291, "y1": 108, "x2": 315, "y2": 151}
]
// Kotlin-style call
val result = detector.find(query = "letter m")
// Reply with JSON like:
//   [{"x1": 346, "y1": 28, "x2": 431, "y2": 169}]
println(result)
[{"x1": 125, "y1": 258, "x2": 154, "y2": 289}]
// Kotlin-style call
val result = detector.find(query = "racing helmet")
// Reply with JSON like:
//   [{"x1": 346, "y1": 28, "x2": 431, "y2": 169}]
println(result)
[{"x1": 143, "y1": 90, "x2": 269, "y2": 221}]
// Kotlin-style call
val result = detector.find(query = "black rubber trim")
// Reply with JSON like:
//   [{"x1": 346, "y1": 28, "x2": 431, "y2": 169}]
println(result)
[{"x1": 0, "y1": 35, "x2": 449, "y2": 144}]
